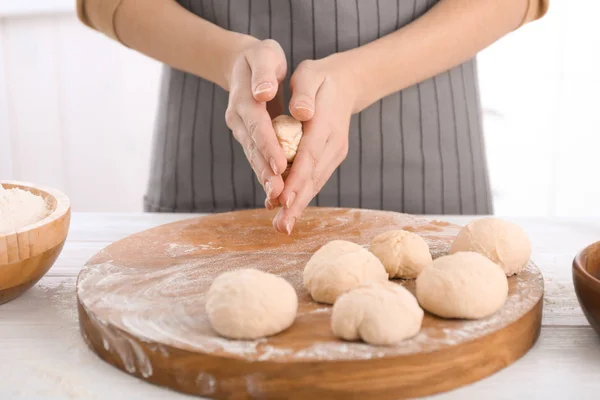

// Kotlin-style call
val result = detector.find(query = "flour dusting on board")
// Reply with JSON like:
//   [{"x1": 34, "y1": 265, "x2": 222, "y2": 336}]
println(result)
[
  {"x1": 166, "y1": 242, "x2": 223, "y2": 257},
  {"x1": 77, "y1": 208, "x2": 544, "y2": 363}
]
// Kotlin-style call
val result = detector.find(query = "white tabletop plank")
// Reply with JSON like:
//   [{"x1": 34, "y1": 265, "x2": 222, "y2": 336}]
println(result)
[
  {"x1": 2, "y1": 276, "x2": 600, "y2": 400},
  {"x1": 65, "y1": 213, "x2": 196, "y2": 243},
  {"x1": 3, "y1": 213, "x2": 600, "y2": 399}
]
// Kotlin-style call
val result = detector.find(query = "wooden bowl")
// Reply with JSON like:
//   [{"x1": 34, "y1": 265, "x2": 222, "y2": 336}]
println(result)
[
  {"x1": 573, "y1": 241, "x2": 600, "y2": 336},
  {"x1": 0, "y1": 181, "x2": 70, "y2": 305}
]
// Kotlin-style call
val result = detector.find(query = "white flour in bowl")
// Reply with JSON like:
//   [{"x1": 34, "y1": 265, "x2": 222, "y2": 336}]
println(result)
[{"x1": 0, "y1": 184, "x2": 49, "y2": 233}]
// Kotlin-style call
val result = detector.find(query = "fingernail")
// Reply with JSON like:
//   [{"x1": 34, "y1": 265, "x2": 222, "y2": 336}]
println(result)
[
  {"x1": 265, "y1": 180, "x2": 273, "y2": 198},
  {"x1": 254, "y1": 82, "x2": 273, "y2": 95},
  {"x1": 286, "y1": 218, "x2": 296, "y2": 236},
  {"x1": 285, "y1": 192, "x2": 296, "y2": 209},
  {"x1": 273, "y1": 210, "x2": 283, "y2": 230},
  {"x1": 293, "y1": 103, "x2": 313, "y2": 114},
  {"x1": 265, "y1": 199, "x2": 274, "y2": 210},
  {"x1": 269, "y1": 158, "x2": 279, "y2": 175}
]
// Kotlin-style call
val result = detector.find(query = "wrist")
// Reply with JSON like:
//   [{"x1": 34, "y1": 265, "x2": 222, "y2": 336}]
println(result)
[
  {"x1": 323, "y1": 50, "x2": 378, "y2": 114},
  {"x1": 319, "y1": 52, "x2": 363, "y2": 115}
]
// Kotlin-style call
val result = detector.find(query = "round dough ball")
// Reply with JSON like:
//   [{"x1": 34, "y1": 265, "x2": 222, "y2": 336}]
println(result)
[
  {"x1": 416, "y1": 252, "x2": 508, "y2": 319},
  {"x1": 369, "y1": 230, "x2": 432, "y2": 279},
  {"x1": 272, "y1": 115, "x2": 303, "y2": 162},
  {"x1": 332, "y1": 281, "x2": 424, "y2": 345},
  {"x1": 449, "y1": 217, "x2": 532, "y2": 276},
  {"x1": 303, "y1": 240, "x2": 388, "y2": 304},
  {"x1": 205, "y1": 269, "x2": 297, "y2": 339}
]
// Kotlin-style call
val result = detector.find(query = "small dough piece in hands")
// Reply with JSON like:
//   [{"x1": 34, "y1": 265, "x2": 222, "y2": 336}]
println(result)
[
  {"x1": 370, "y1": 230, "x2": 432, "y2": 279},
  {"x1": 332, "y1": 281, "x2": 424, "y2": 345},
  {"x1": 272, "y1": 115, "x2": 303, "y2": 178},
  {"x1": 272, "y1": 115, "x2": 302, "y2": 162},
  {"x1": 303, "y1": 240, "x2": 388, "y2": 304},
  {"x1": 416, "y1": 252, "x2": 508, "y2": 319},
  {"x1": 449, "y1": 217, "x2": 532, "y2": 276},
  {"x1": 206, "y1": 269, "x2": 297, "y2": 339}
]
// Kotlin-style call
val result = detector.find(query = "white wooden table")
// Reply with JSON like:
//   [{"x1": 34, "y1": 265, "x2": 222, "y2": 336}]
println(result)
[{"x1": 2, "y1": 213, "x2": 600, "y2": 400}]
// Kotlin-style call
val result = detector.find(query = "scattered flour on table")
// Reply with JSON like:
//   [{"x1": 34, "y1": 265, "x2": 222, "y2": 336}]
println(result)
[{"x1": 0, "y1": 184, "x2": 49, "y2": 233}]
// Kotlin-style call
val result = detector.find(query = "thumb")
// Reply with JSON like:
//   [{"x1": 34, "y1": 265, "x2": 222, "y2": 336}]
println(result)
[
  {"x1": 246, "y1": 39, "x2": 287, "y2": 103},
  {"x1": 289, "y1": 61, "x2": 323, "y2": 121}
]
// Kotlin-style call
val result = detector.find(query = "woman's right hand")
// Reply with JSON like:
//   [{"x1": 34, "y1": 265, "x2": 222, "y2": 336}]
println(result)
[{"x1": 225, "y1": 38, "x2": 289, "y2": 204}]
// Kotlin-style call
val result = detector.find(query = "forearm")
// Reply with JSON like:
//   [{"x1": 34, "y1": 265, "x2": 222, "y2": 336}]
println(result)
[
  {"x1": 78, "y1": 0, "x2": 256, "y2": 90},
  {"x1": 339, "y1": 0, "x2": 546, "y2": 113}
]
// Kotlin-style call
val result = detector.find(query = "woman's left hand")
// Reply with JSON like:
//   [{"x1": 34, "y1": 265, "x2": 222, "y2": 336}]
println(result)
[{"x1": 270, "y1": 55, "x2": 358, "y2": 234}]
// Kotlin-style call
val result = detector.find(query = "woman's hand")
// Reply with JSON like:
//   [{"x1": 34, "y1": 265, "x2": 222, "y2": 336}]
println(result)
[
  {"x1": 271, "y1": 55, "x2": 357, "y2": 234},
  {"x1": 225, "y1": 38, "x2": 289, "y2": 203}
]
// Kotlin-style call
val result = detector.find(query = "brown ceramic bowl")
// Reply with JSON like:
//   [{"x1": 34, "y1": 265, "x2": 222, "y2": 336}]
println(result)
[
  {"x1": 573, "y1": 241, "x2": 600, "y2": 336},
  {"x1": 0, "y1": 181, "x2": 70, "y2": 305}
]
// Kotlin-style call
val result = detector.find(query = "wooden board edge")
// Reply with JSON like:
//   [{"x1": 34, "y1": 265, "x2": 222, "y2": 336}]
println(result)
[{"x1": 77, "y1": 293, "x2": 543, "y2": 399}]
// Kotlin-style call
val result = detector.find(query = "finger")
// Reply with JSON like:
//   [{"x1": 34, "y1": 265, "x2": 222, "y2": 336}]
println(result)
[
  {"x1": 272, "y1": 186, "x2": 310, "y2": 235},
  {"x1": 273, "y1": 140, "x2": 343, "y2": 234},
  {"x1": 227, "y1": 111, "x2": 263, "y2": 176},
  {"x1": 267, "y1": 173, "x2": 285, "y2": 201},
  {"x1": 229, "y1": 57, "x2": 288, "y2": 176},
  {"x1": 227, "y1": 111, "x2": 284, "y2": 200},
  {"x1": 289, "y1": 61, "x2": 324, "y2": 121},
  {"x1": 246, "y1": 39, "x2": 287, "y2": 102},
  {"x1": 265, "y1": 197, "x2": 281, "y2": 211},
  {"x1": 242, "y1": 135, "x2": 285, "y2": 201},
  {"x1": 277, "y1": 116, "x2": 328, "y2": 209},
  {"x1": 237, "y1": 103, "x2": 288, "y2": 176}
]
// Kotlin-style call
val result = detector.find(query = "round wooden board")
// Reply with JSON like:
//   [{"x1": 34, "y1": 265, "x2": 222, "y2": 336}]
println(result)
[{"x1": 77, "y1": 208, "x2": 543, "y2": 399}]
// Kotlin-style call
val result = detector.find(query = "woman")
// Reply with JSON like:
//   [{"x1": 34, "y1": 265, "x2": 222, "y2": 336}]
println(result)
[{"x1": 77, "y1": 0, "x2": 548, "y2": 234}]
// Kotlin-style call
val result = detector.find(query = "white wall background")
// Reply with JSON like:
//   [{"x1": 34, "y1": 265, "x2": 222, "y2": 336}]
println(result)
[
  {"x1": 0, "y1": 1, "x2": 161, "y2": 212},
  {"x1": 0, "y1": 1, "x2": 593, "y2": 216}
]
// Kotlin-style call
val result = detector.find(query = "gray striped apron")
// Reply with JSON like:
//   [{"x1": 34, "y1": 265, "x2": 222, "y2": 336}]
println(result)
[{"x1": 144, "y1": 0, "x2": 493, "y2": 215}]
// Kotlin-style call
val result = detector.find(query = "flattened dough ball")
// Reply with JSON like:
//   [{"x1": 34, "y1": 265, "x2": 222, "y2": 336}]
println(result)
[
  {"x1": 303, "y1": 240, "x2": 388, "y2": 304},
  {"x1": 416, "y1": 252, "x2": 508, "y2": 319},
  {"x1": 206, "y1": 269, "x2": 298, "y2": 339},
  {"x1": 332, "y1": 281, "x2": 424, "y2": 345},
  {"x1": 370, "y1": 230, "x2": 432, "y2": 279},
  {"x1": 449, "y1": 217, "x2": 532, "y2": 276}
]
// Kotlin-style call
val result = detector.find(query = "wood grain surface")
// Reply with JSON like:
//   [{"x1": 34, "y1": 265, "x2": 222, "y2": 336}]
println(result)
[
  {"x1": 4, "y1": 213, "x2": 595, "y2": 400},
  {"x1": 76, "y1": 208, "x2": 544, "y2": 399},
  {"x1": 0, "y1": 181, "x2": 71, "y2": 304}
]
